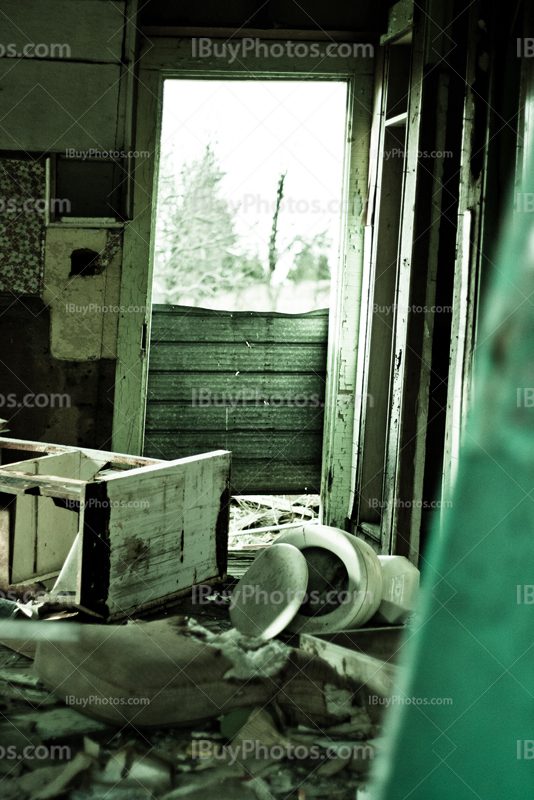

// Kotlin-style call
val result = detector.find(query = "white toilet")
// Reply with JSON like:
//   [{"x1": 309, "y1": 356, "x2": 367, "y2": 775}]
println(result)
[
  {"x1": 373, "y1": 555, "x2": 420, "y2": 624},
  {"x1": 230, "y1": 524, "x2": 384, "y2": 637}
]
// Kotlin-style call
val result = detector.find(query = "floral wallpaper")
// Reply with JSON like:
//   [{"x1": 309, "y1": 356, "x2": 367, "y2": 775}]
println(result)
[{"x1": 0, "y1": 158, "x2": 46, "y2": 294}]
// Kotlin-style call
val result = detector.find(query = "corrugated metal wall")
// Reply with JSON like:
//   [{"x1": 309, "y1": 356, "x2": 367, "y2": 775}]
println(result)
[{"x1": 144, "y1": 305, "x2": 328, "y2": 493}]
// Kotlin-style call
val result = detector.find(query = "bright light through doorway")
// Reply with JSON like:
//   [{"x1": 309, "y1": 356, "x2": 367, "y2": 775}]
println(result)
[{"x1": 152, "y1": 79, "x2": 348, "y2": 312}]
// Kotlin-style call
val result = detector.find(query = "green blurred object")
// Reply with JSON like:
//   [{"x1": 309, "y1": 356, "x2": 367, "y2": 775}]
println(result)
[
  {"x1": 220, "y1": 707, "x2": 255, "y2": 740},
  {"x1": 370, "y1": 170, "x2": 534, "y2": 796}
]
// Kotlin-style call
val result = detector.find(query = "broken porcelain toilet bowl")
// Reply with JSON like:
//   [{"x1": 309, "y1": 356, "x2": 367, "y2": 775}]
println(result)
[
  {"x1": 276, "y1": 525, "x2": 383, "y2": 634},
  {"x1": 372, "y1": 555, "x2": 420, "y2": 625},
  {"x1": 229, "y1": 542, "x2": 308, "y2": 640},
  {"x1": 231, "y1": 525, "x2": 383, "y2": 638}
]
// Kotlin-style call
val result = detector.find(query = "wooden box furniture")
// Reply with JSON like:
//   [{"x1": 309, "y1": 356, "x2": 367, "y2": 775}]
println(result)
[{"x1": 0, "y1": 438, "x2": 231, "y2": 620}]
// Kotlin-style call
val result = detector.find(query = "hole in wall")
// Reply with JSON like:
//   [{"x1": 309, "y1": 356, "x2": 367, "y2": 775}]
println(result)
[{"x1": 69, "y1": 249, "x2": 100, "y2": 277}]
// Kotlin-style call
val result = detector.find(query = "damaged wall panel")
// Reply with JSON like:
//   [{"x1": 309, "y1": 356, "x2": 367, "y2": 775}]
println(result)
[
  {"x1": 144, "y1": 305, "x2": 327, "y2": 494},
  {"x1": 0, "y1": 0, "x2": 125, "y2": 153},
  {"x1": 43, "y1": 228, "x2": 123, "y2": 361}
]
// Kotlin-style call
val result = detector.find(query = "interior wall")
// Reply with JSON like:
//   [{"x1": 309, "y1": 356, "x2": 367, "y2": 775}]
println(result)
[
  {"x1": 4, "y1": 0, "x2": 516, "y2": 511},
  {"x1": 0, "y1": 0, "x2": 383, "y2": 454},
  {"x1": 0, "y1": 0, "x2": 128, "y2": 449}
]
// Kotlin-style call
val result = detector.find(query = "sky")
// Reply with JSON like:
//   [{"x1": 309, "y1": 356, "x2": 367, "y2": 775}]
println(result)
[{"x1": 157, "y1": 79, "x2": 348, "y2": 285}]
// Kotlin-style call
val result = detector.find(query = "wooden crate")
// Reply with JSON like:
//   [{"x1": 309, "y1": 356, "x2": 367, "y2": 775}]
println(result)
[{"x1": 0, "y1": 438, "x2": 231, "y2": 620}]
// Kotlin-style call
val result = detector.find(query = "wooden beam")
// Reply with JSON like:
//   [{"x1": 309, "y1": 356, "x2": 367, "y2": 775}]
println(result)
[
  {"x1": 140, "y1": 27, "x2": 379, "y2": 42},
  {"x1": 441, "y1": 0, "x2": 490, "y2": 510},
  {"x1": 321, "y1": 71, "x2": 374, "y2": 528},
  {"x1": 380, "y1": 14, "x2": 425, "y2": 557}
]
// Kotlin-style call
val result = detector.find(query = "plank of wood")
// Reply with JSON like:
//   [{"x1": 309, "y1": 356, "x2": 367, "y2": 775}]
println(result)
[
  {"x1": 384, "y1": 111, "x2": 408, "y2": 126},
  {"x1": 81, "y1": 451, "x2": 231, "y2": 619},
  {"x1": 0, "y1": 473, "x2": 85, "y2": 500},
  {"x1": 148, "y1": 342, "x2": 327, "y2": 373},
  {"x1": 150, "y1": 306, "x2": 329, "y2": 343},
  {"x1": 145, "y1": 404, "x2": 325, "y2": 431},
  {"x1": 1, "y1": 452, "x2": 80, "y2": 476},
  {"x1": 115, "y1": 0, "x2": 139, "y2": 220},
  {"x1": 0, "y1": 437, "x2": 163, "y2": 468},
  {"x1": 354, "y1": 115, "x2": 406, "y2": 529},
  {"x1": 0, "y1": 438, "x2": 73, "y2": 458},
  {"x1": 141, "y1": 27, "x2": 379, "y2": 41},
  {"x1": 143, "y1": 432, "x2": 323, "y2": 461},
  {"x1": 349, "y1": 49, "x2": 385, "y2": 528},
  {"x1": 380, "y1": 19, "x2": 425, "y2": 556},
  {"x1": 321, "y1": 70, "x2": 374, "y2": 529},
  {"x1": 147, "y1": 372, "x2": 326, "y2": 402},
  {"x1": 140, "y1": 37, "x2": 376, "y2": 76},
  {"x1": 112, "y1": 67, "x2": 161, "y2": 457},
  {"x1": 299, "y1": 634, "x2": 397, "y2": 698},
  {"x1": 307, "y1": 627, "x2": 406, "y2": 663}
]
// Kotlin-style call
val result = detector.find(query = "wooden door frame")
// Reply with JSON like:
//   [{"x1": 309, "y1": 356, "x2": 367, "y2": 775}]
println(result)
[
  {"x1": 351, "y1": 1, "x2": 461, "y2": 563},
  {"x1": 349, "y1": 41, "x2": 409, "y2": 552},
  {"x1": 111, "y1": 35, "x2": 375, "y2": 526}
]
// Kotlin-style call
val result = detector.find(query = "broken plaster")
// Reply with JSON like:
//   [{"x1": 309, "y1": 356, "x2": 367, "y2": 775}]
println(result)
[
  {"x1": 43, "y1": 227, "x2": 122, "y2": 360},
  {"x1": 186, "y1": 619, "x2": 291, "y2": 680}
]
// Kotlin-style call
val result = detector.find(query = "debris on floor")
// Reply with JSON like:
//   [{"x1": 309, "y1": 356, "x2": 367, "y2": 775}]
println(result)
[
  {"x1": 0, "y1": 495, "x2": 413, "y2": 799},
  {"x1": 227, "y1": 494, "x2": 319, "y2": 579},
  {"x1": 0, "y1": 628, "x2": 381, "y2": 799},
  {"x1": 32, "y1": 616, "x2": 384, "y2": 729},
  {"x1": 0, "y1": 592, "x2": 393, "y2": 800},
  {"x1": 229, "y1": 494, "x2": 320, "y2": 543}
]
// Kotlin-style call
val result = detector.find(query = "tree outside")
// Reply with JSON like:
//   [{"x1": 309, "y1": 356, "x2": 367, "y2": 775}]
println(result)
[{"x1": 152, "y1": 144, "x2": 333, "y2": 311}]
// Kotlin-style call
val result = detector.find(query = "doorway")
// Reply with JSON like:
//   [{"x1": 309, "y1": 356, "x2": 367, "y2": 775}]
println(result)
[
  {"x1": 112, "y1": 37, "x2": 374, "y2": 529},
  {"x1": 144, "y1": 78, "x2": 347, "y2": 496}
]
